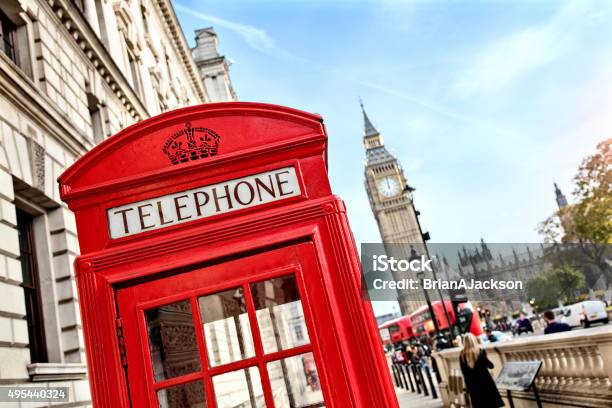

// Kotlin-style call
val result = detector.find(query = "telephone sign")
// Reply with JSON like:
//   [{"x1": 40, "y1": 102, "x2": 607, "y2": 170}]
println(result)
[
  {"x1": 108, "y1": 166, "x2": 300, "y2": 238},
  {"x1": 59, "y1": 103, "x2": 399, "y2": 408}
]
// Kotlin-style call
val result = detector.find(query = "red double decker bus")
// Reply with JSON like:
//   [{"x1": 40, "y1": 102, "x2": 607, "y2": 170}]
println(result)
[
  {"x1": 409, "y1": 300, "x2": 482, "y2": 340},
  {"x1": 378, "y1": 316, "x2": 414, "y2": 347}
]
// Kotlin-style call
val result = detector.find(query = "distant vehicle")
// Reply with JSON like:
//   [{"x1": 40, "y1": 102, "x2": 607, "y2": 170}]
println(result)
[
  {"x1": 479, "y1": 331, "x2": 512, "y2": 344},
  {"x1": 561, "y1": 300, "x2": 609, "y2": 328},
  {"x1": 409, "y1": 300, "x2": 483, "y2": 339},
  {"x1": 551, "y1": 307, "x2": 565, "y2": 318},
  {"x1": 379, "y1": 316, "x2": 413, "y2": 347}
]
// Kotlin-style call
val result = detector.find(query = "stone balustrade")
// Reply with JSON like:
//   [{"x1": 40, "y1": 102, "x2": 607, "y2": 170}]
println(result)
[{"x1": 433, "y1": 325, "x2": 612, "y2": 407}]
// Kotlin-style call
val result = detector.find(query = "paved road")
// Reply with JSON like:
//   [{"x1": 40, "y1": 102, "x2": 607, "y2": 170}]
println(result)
[{"x1": 396, "y1": 387, "x2": 443, "y2": 408}]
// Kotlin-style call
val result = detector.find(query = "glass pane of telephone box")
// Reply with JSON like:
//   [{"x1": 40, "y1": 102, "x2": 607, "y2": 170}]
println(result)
[
  {"x1": 212, "y1": 367, "x2": 265, "y2": 408},
  {"x1": 267, "y1": 353, "x2": 325, "y2": 408},
  {"x1": 251, "y1": 275, "x2": 310, "y2": 354},
  {"x1": 199, "y1": 287, "x2": 255, "y2": 367},
  {"x1": 145, "y1": 300, "x2": 202, "y2": 382},
  {"x1": 157, "y1": 380, "x2": 207, "y2": 408}
]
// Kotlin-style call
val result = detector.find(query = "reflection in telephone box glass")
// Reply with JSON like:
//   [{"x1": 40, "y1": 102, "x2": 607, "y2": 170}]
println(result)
[
  {"x1": 145, "y1": 300, "x2": 201, "y2": 382},
  {"x1": 157, "y1": 380, "x2": 207, "y2": 408},
  {"x1": 267, "y1": 353, "x2": 324, "y2": 407},
  {"x1": 252, "y1": 276, "x2": 311, "y2": 354},
  {"x1": 212, "y1": 367, "x2": 264, "y2": 407},
  {"x1": 118, "y1": 244, "x2": 330, "y2": 407},
  {"x1": 199, "y1": 288, "x2": 254, "y2": 367}
]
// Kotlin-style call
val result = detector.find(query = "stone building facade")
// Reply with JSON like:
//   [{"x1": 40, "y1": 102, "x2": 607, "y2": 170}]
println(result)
[
  {"x1": 452, "y1": 242, "x2": 548, "y2": 318},
  {"x1": 0, "y1": 0, "x2": 234, "y2": 404},
  {"x1": 432, "y1": 240, "x2": 606, "y2": 320}
]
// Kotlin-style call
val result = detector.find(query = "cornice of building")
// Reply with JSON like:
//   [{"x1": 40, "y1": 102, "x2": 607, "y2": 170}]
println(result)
[
  {"x1": 153, "y1": 0, "x2": 207, "y2": 103},
  {"x1": 195, "y1": 55, "x2": 229, "y2": 68},
  {"x1": 44, "y1": 0, "x2": 150, "y2": 121}
]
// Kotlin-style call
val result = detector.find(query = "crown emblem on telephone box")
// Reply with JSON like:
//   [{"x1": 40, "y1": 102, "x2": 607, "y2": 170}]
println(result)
[{"x1": 162, "y1": 122, "x2": 221, "y2": 165}]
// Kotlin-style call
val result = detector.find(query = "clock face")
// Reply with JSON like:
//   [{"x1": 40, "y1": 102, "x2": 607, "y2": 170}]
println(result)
[{"x1": 378, "y1": 177, "x2": 401, "y2": 198}]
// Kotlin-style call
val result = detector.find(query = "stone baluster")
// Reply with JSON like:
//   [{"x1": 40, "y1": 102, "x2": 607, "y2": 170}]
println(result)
[
  {"x1": 595, "y1": 346, "x2": 610, "y2": 392},
  {"x1": 557, "y1": 347, "x2": 569, "y2": 389},
  {"x1": 524, "y1": 350, "x2": 542, "y2": 388},
  {"x1": 566, "y1": 346, "x2": 579, "y2": 388},
  {"x1": 558, "y1": 348, "x2": 568, "y2": 390},
  {"x1": 575, "y1": 346, "x2": 589, "y2": 387},
  {"x1": 542, "y1": 348, "x2": 554, "y2": 389},
  {"x1": 569, "y1": 345, "x2": 585, "y2": 387},
  {"x1": 583, "y1": 345, "x2": 596, "y2": 390},
  {"x1": 531, "y1": 350, "x2": 546, "y2": 388},
  {"x1": 588, "y1": 345, "x2": 606, "y2": 392},
  {"x1": 565, "y1": 347, "x2": 578, "y2": 389},
  {"x1": 551, "y1": 348, "x2": 562, "y2": 391}
]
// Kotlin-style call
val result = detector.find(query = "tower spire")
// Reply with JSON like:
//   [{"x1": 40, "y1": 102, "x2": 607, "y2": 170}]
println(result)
[
  {"x1": 554, "y1": 182, "x2": 568, "y2": 209},
  {"x1": 360, "y1": 99, "x2": 379, "y2": 137}
]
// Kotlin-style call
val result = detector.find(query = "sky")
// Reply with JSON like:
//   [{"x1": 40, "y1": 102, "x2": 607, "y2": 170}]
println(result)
[{"x1": 174, "y1": 1, "x2": 612, "y2": 315}]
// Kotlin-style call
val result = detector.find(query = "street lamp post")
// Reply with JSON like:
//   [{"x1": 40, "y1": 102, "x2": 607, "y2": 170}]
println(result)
[
  {"x1": 405, "y1": 185, "x2": 455, "y2": 343},
  {"x1": 409, "y1": 249, "x2": 442, "y2": 339}
]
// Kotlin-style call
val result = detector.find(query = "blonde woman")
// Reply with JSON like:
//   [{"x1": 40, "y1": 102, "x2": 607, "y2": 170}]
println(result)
[{"x1": 459, "y1": 333, "x2": 504, "y2": 408}]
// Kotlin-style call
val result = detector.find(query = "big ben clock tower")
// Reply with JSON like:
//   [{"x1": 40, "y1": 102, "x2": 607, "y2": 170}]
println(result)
[{"x1": 362, "y1": 102, "x2": 425, "y2": 315}]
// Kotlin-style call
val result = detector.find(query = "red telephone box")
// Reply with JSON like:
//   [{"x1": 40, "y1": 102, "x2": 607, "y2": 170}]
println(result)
[{"x1": 59, "y1": 102, "x2": 398, "y2": 408}]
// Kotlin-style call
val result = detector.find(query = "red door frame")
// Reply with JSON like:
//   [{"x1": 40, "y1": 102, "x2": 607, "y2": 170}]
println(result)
[
  {"x1": 58, "y1": 102, "x2": 399, "y2": 408},
  {"x1": 117, "y1": 242, "x2": 350, "y2": 408}
]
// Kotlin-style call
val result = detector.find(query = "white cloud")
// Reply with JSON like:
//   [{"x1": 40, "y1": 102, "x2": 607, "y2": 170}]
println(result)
[
  {"x1": 451, "y1": 1, "x2": 598, "y2": 98},
  {"x1": 359, "y1": 80, "x2": 517, "y2": 137},
  {"x1": 175, "y1": 1, "x2": 507, "y2": 136},
  {"x1": 175, "y1": 2, "x2": 316, "y2": 64},
  {"x1": 174, "y1": 3, "x2": 275, "y2": 51}
]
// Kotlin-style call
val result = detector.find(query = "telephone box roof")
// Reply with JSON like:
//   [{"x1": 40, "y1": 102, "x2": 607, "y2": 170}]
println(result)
[{"x1": 58, "y1": 102, "x2": 326, "y2": 201}]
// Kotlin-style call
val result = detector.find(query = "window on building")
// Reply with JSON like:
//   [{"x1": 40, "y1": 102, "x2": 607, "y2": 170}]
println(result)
[
  {"x1": 165, "y1": 51, "x2": 172, "y2": 80},
  {"x1": 127, "y1": 48, "x2": 142, "y2": 98},
  {"x1": 89, "y1": 105, "x2": 103, "y2": 144},
  {"x1": 158, "y1": 92, "x2": 167, "y2": 113},
  {"x1": 0, "y1": 8, "x2": 17, "y2": 64},
  {"x1": 94, "y1": 0, "x2": 109, "y2": 48},
  {"x1": 0, "y1": 4, "x2": 33, "y2": 78},
  {"x1": 141, "y1": 4, "x2": 149, "y2": 34},
  {"x1": 87, "y1": 91, "x2": 108, "y2": 144},
  {"x1": 87, "y1": 92, "x2": 106, "y2": 144},
  {"x1": 17, "y1": 209, "x2": 48, "y2": 363}
]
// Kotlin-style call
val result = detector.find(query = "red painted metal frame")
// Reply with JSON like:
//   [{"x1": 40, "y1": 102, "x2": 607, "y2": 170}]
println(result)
[
  {"x1": 58, "y1": 102, "x2": 399, "y2": 407},
  {"x1": 118, "y1": 244, "x2": 336, "y2": 408}
]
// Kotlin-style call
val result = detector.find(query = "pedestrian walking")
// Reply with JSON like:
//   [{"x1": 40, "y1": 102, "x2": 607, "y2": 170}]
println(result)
[
  {"x1": 543, "y1": 310, "x2": 571, "y2": 334},
  {"x1": 516, "y1": 313, "x2": 534, "y2": 335},
  {"x1": 459, "y1": 333, "x2": 504, "y2": 408}
]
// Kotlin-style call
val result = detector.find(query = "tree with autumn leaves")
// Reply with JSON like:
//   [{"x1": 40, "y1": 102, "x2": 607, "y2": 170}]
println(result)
[{"x1": 538, "y1": 138, "x2": 611, "y2": 294}]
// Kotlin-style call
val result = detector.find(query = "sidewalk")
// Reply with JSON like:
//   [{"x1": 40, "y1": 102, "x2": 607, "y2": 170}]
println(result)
[{"x1": 396, "y1": 387, "x2": 444, "y2": 408}]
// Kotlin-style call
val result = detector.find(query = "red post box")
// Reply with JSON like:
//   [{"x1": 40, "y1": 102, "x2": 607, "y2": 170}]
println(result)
[{"x1": 59, "y1": 102, "x2": 399, "y2": 407}]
